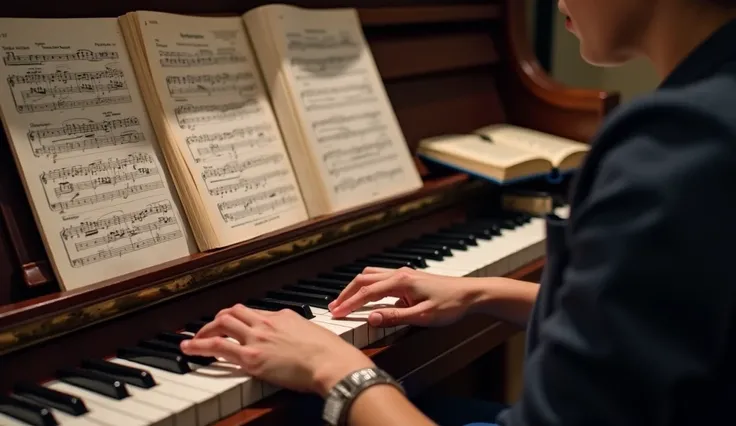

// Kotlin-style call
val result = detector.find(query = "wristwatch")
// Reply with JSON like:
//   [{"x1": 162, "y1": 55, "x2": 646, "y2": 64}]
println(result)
[{"x1": 322, "y1": 367, "x2": 404, "y2": 425}]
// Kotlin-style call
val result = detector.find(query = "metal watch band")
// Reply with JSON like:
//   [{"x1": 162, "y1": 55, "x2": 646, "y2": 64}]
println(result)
[{"x1": 322, "y1": 367, "x2": 404, "y2": 426}]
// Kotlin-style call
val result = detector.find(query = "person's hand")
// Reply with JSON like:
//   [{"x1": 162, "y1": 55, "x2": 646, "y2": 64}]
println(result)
[
  {"x1": 180, "y1": 304, "x2": 375, "y2": 396},
  {"x1": 328, "y1": 266, "x2": 479, "y2": 328}
]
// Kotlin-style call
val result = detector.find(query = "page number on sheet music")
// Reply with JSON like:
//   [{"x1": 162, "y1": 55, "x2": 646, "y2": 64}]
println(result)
[{"x1": 0, "y1": 33, "x2": 7, "y2": 38}]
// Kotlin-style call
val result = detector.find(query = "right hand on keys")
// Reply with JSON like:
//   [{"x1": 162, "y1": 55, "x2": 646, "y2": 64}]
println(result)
[{"x1": 328, "y1": 266, "x2": 480, "y2": 328}]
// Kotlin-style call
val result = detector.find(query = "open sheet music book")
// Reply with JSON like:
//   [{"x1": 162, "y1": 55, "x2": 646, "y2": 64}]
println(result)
[
  {"x1": 416, "y1": 124, "x2": 589, "y2": 184},
  {"x1": 0, "y1": 5, "x2": 422, "y2": 290}
]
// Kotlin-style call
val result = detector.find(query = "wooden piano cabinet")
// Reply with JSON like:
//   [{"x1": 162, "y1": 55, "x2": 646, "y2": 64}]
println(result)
[{"x1": 0, "y1": 0, "x2": 618, "y2": 424}]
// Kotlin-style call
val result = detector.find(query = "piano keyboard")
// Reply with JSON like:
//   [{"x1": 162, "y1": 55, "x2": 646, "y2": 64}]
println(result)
[{"x1": 0, "y1": 208, "x2": 565, "y2": 426}]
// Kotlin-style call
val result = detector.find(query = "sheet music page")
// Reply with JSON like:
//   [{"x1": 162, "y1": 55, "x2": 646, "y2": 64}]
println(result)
[
  {"x1": 133, "y1": 11, "x2": 308, "y2": 246},
  {"x1": 0, "y1": 17, "x2": 198, "y2": 291},
  {"x1": 269, "y1": 6, "x2": 423, "y2": 211}
]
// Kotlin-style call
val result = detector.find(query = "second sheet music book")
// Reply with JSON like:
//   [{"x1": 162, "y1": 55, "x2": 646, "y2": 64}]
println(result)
[{"x1": 0, "y1": 4, "x2": 422, "y2": 290}]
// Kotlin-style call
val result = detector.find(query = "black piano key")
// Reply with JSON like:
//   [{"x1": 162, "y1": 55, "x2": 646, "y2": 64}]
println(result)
[
  {"x1": 0, "y1": 394, "x2": 57, "y2": 426},
  {"x1": 476, "y1": 217, "x2": 516, "y2": 229},
  {"x1": 266, "y1": 289, "x2": 333, "y2": 308},
  {"x1": 504, "y1": 211, "x2": 531, "y2": 224},
  {"x1": 13, "y1": 382, "x2": 87, "y2": 416},
  {"x1": 57, "y1": 367, "x2": 128, "y2": 400},
  {"x1": 384, "y1": 246, "x2": 444, "y2": 260},
  {"x1": 398, "y1": 240, "x2": 454, "y2": 255},
  {"x1": 368, "y1": 253, "x2": 427, "y2": 268},
  {"x1": 457, "y1": 222, "x2": 501, "y2": 237},
  {"x1": 139, "y1": 339, "x2": 216, "y2": 365},
  {"x1": 442, "y1": 224, "x2": 493, "y2": 239},
  {"x1": 299, "y1": 278, "x2": 350, "y2": 289},
  {"x1": 246, "y1": 298, "x2": 314, "y2": 319},
  {"x1": 284, "y1": 284, "x2": 342, "y2": 297},
  {"x1": 334, "y1": 264, "x2": 371, "y2": 274},
  {"x1": 156, "y1": 331, "x2": 193, "y2": 344},
  {"x1": 429, "y1": 231, "x2": 478, "y2": 246},
  {"x1": 117, "y1": 347, "x2": 191, "y2": 374},
  {"x1": 184, "y1": 320, "x2": 208, "y2": 333},
  {"x1": 418, "y1": 235, "x2": 468, "y2": 250},
  {"x1": 318, "y1": 271, "x2": 359, "y2": 281},
  {"x1": 353, "y1": 258, "x2": 416, "y2": 269},
  {"x1": 81, "y1": 359, "x2": 156, "y2": 389}
]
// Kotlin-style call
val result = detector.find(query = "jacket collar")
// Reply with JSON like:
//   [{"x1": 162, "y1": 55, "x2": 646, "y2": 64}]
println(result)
[{"x1": 659, "y1": 18, "x2": 736, "y2": 88}]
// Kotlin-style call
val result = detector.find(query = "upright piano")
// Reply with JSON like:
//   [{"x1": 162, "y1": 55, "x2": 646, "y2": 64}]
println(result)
[{"x1": 0, "y1": 0, "x2": 619, "y2": 425}]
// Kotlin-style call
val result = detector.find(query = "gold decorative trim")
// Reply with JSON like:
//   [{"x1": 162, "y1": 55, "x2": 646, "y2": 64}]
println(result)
[{"x1": 0, "y1": 181, "x2": 480, "y2": 355}]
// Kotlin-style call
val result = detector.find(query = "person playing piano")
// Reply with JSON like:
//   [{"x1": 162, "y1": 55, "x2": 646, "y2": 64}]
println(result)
[{"x1": 181, "y1": 0, "x2": 736, "y2": 424}]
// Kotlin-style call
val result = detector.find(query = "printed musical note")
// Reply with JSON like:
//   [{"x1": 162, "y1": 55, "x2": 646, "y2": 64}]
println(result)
[
  {"x1": 0, "y1": 17, "x2": 196, "y2": 290},
  {"x1": 174, "y1": 100, "x2": 261, "y2": 130},
  {"x1": 165, "y1": 72, "x2": 255, "y2": 97},
  {"x1": 3, "y1": 49, "x2": 119, "y2": 66},
  {"x1": 59, "y1": 200, "x2": 184, "y2": 267},
  {"x1": 158, "y1": 49, "x2": 247, "y2": 68},
  {"x1": 217, "y1": 184, "x2": 301, "y2": 223},
  {"x1": 27, "y1": 116, "x2": 144, "y2": 160},
  {"x1": 333, "y1": 167, "x2": 405, "y2": 193},
  {"x1": 7, "y1": 67, "x2": 131, "y2": 114}
]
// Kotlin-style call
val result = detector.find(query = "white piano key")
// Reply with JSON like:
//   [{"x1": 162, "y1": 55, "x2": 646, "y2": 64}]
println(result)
[
  {"x1": 313, "y1": 315, "x2": 364, "y2": 345},
  {"x1": 108, "y1": 358, "x2": 223, "y2": 425},
  {"x1": 185, "y1": 361, "x2": 254, "y2": 415},
  {"x1": 313, "y1": 320, "x2": 353, "y2": 344},
  {"x1": 0, "y1": 413, "x2": 31, "y2": 426},
  {"x1": 47, "y1": 381, "x2": 174, "y2": 426},
  {"x1": 44, "y1": 382, "x2": 151, "y2": 426},
  {"x1": 125, "y1": 385, "x2": 197, "y2": 426},
  {"x1": 178, "y1": 332, "x2": 265, "y2": 408},
  {"x1": 48, "y1": 407, "x2": 111, "y2": 426}
]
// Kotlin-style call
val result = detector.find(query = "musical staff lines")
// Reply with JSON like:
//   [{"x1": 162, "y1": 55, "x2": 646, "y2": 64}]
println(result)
[
  {"x1": 158, "y1": 49, "x2": 247, "y2": 68},
  {"x1": 174, "y1": 99, "x2": 261, "y2": 129},
  {"x1": 40, "y1": 152, "x2": 163, "y2": 212},
  {"x1": 7, "y1": 67, "x2": 131, "y2": 113},
  {"x1": 60, "y1": 200, "x2": 184, "y2": 267},
  {"x1": 217, "y1": 184, "x2": 301, "y2": 223},
  {"x1": 3, "y1": 49, "x2": 119, "y2": 66},
  {"x1": 334, "y1": 167, "x2": 405, "y2": 194},
  {"x1": 27, "y1": 116, "x2": 145, "y2": 160},
  {"x1": 165, "y1": 72, "x2": 255, "y2": 97}
]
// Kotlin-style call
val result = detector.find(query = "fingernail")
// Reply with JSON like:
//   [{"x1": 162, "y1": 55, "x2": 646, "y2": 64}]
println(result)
[
  {"x1": 328, "y1": 301, "x2": 336, "y2": 310},
  {"x1": 368, "y1": 312, "x2": 382, "y2": 326}
]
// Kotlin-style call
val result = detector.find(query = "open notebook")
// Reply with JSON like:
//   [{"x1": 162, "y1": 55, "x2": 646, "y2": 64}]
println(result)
[{"x1": 417, "y1": 124, "x2": 589, "y2": 184}]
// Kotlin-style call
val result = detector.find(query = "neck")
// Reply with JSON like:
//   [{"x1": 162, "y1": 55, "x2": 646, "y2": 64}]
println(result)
[{"x1": 642, "y1": 2, "x2": 736, "y2": 78}]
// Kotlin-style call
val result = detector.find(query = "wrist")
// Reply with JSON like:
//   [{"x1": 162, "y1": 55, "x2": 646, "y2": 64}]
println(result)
[
  {"x1": 465, "y1": 277, "x2": 539, "y2": 316},
  {"x1": 312, "y1": 352, "x2": 376, "y2": 397}
]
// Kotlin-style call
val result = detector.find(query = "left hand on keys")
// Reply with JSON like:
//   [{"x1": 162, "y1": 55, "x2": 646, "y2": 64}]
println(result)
[{"x1": 180, "y1": 304, "x2": 375, "y2": 396}]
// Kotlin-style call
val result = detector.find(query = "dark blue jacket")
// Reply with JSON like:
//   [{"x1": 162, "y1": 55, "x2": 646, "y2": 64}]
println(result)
[{"x1": 497, "y1": 18, "x2": 736, "y2": 426}]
